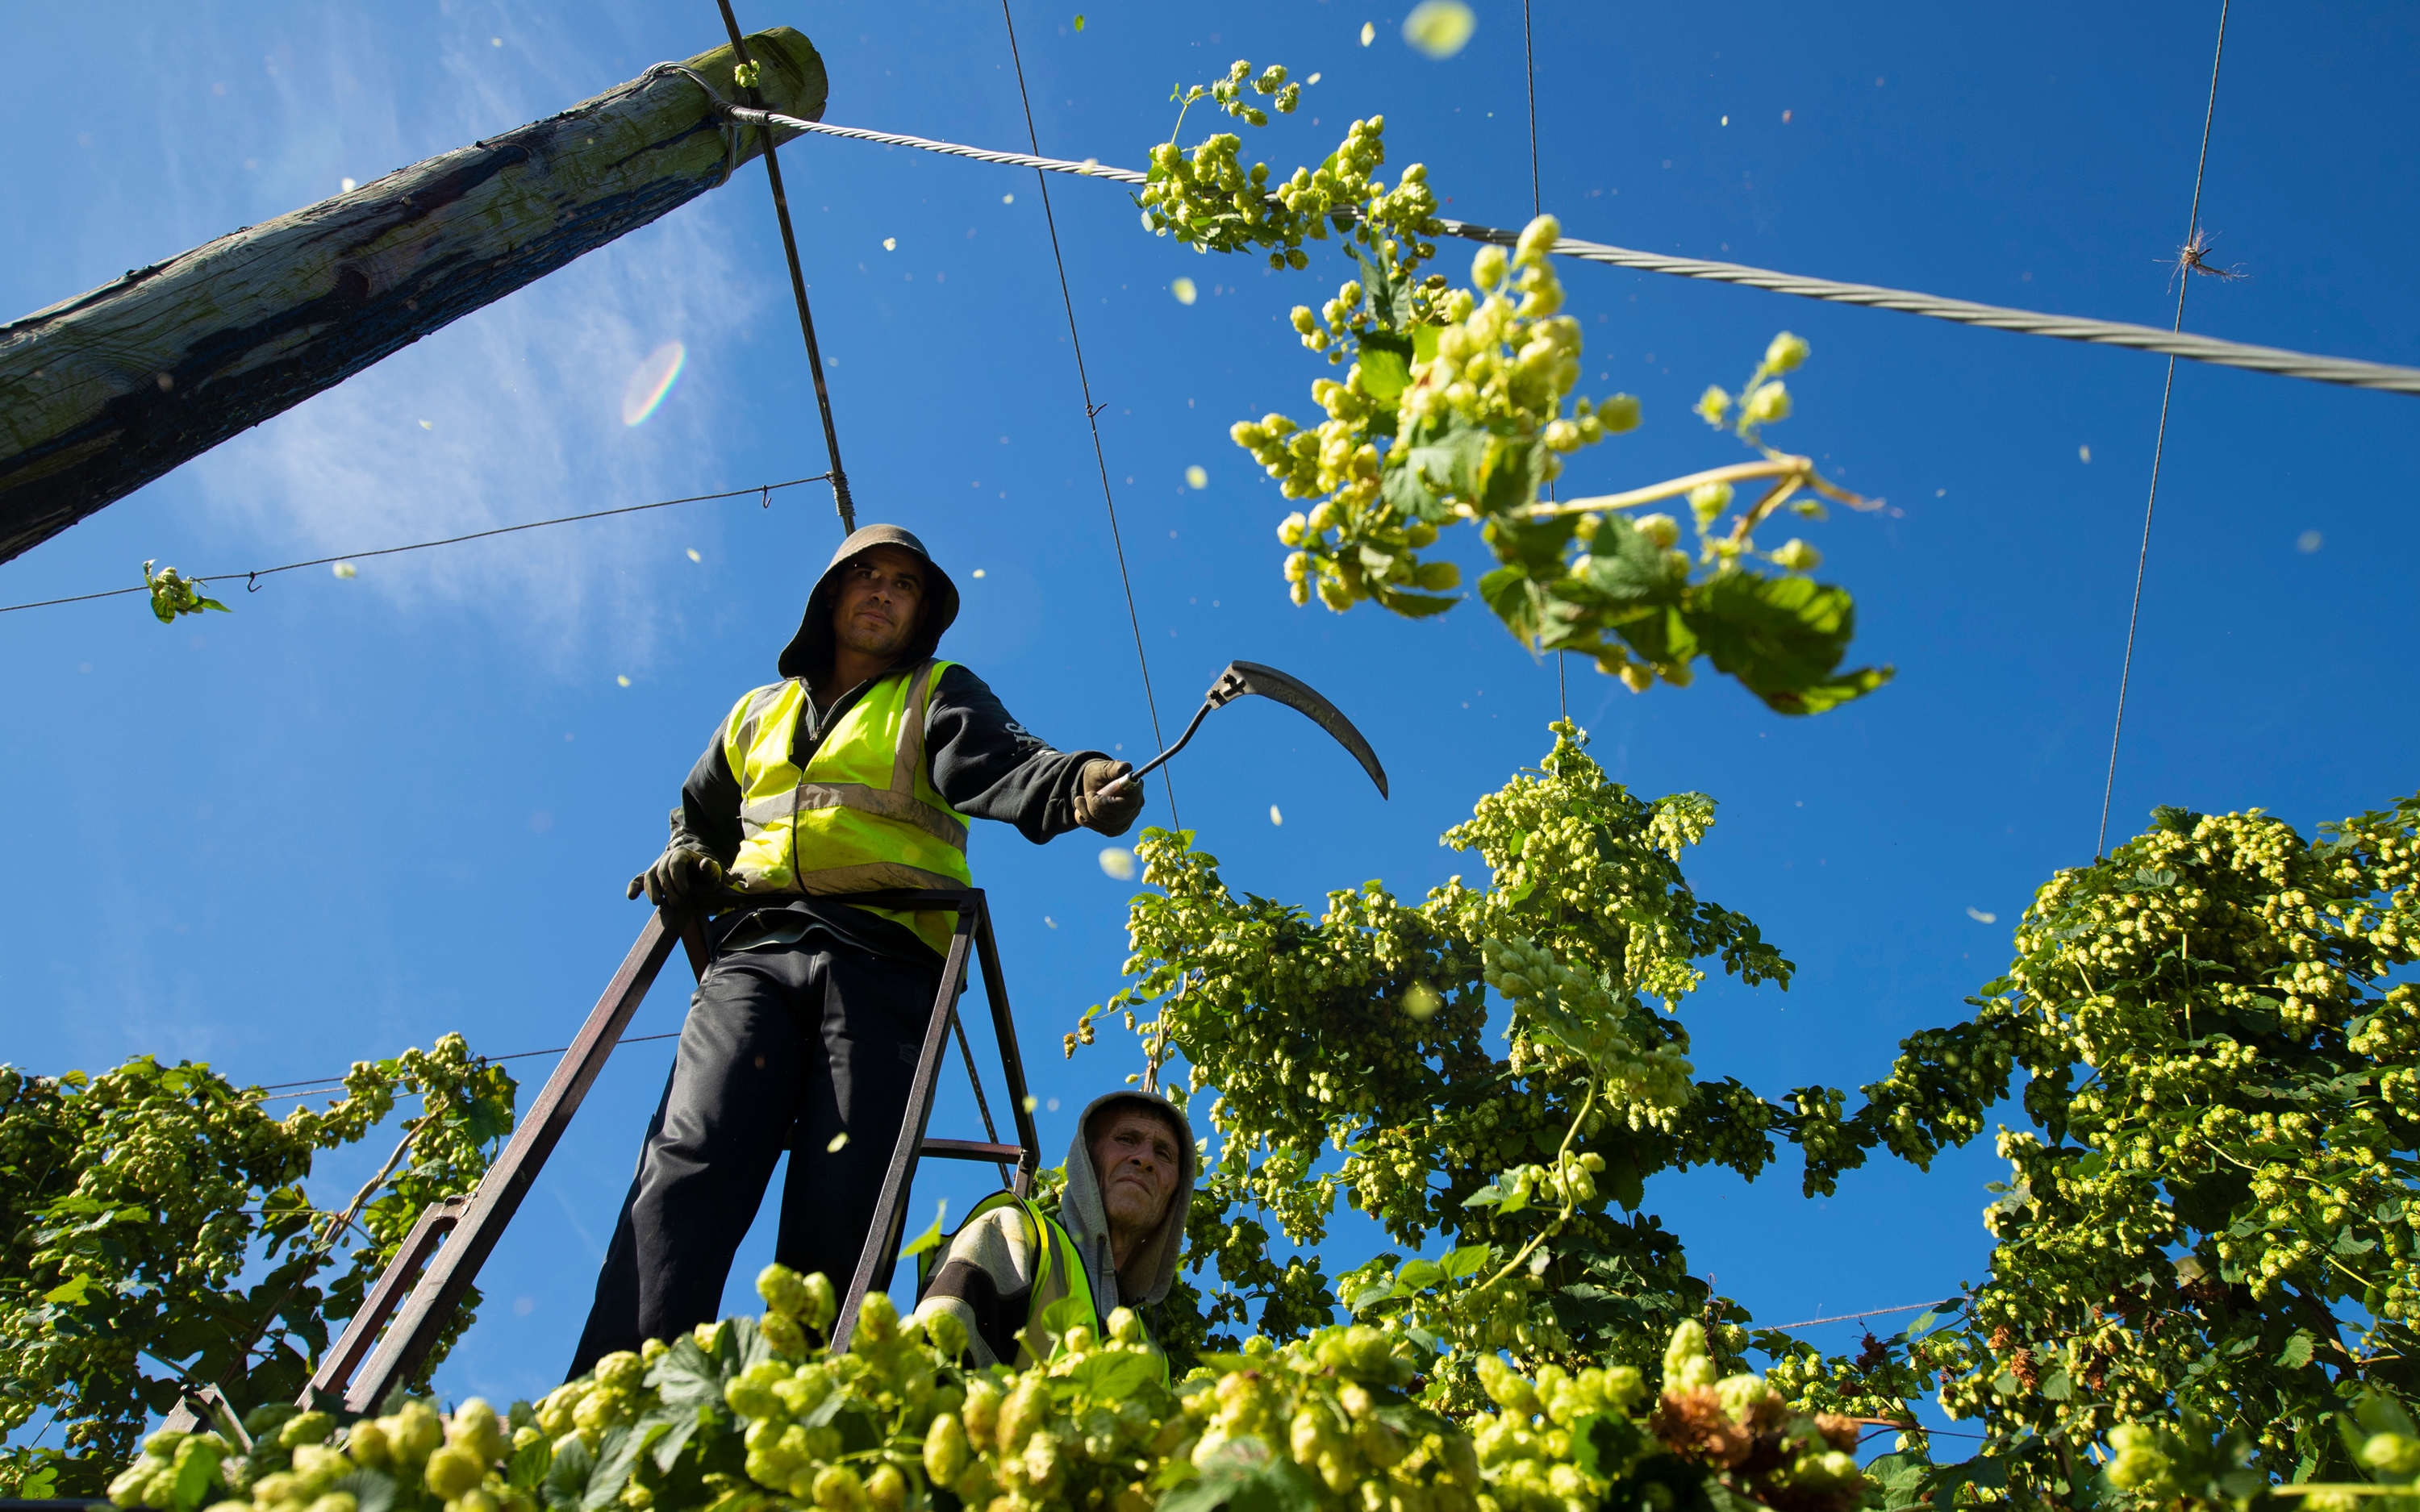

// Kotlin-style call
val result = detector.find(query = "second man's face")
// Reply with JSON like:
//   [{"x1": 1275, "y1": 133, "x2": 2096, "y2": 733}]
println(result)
[
  {"x1": 829, "y1": 545, "x2": 926, "y2": 662},
  {"x1": 1090, "y1": 1107, "x2": 1182, "y2": 1238}
]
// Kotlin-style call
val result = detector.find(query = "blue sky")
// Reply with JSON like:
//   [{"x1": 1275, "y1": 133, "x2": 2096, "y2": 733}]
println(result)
[{"x1": 4, "y1": 0, "x2": 2418, "y2": 1427}]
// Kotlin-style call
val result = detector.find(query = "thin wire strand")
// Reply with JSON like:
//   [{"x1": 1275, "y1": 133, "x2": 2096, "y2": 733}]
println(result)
[
  {"x1": 992, "y1": 2, "x2": 1179, "y2": 826},
  {"x1": 719, "y1": 105, "x2": 2420, "y2": 398},
  {"x1": 710, "y1": 4, "x2": 856, "y2": 533},
  {"x1": 1522, "y1": 0, "x2": 1564, "y2": 725},
  {"x1": 2097, "y1": 0, "x2": 2230, "y2": 857},
  {"x1": 1760, "y1": 1301, "x2": 1956, "y2": 1331},
  {"x1": 0, "y1": 477, "x2": 826, "y2": 616},
  {"x1": 237, "y1": 1026, "x2": 687, "y2": 1098}
]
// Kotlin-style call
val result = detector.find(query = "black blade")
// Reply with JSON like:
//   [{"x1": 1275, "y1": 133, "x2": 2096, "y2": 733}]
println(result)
[{"x1": 1221, "y1": 660, "x2": 1389, "y2": 799}]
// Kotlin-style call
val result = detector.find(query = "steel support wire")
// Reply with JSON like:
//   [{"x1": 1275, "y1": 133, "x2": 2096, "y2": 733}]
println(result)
[
  {"x1": 711, "y1": 106, "x2": 2420, "y2": 400},
  {"x1": 712, "y1": 3, "x2": 857, "y2": 533}
]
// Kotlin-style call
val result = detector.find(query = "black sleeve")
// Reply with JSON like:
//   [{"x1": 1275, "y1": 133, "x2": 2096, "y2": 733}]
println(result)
[
  {"x1": 676, "y1": 723, "x2": 745, "y2": 867},
  {"x1": 925, "y1": 664, "x2": 1108, "y2": 844}
]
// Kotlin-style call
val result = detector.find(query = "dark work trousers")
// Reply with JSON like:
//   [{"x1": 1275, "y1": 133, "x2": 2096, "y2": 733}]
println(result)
[{"x1": 568, "y1": 933, "x2": 941, "y2": 1376}]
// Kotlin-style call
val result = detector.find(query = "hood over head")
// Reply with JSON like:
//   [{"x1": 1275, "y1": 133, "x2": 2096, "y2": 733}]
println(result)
[
  {"x1": 1058, "y1": 1090, "x2": 1196, "y2": 1311},
  {"x1": 776, "y1": 523, "x2": 962, "y2": 681}
]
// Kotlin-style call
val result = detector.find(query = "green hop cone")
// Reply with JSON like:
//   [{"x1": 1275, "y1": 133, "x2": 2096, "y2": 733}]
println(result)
[
  {"x1": 996, "y1": 1377, "x2": 1049, "y2": 1452},
  {"x1": 725, "y1": 1360, "x2": 789, "y2": 1421},
  {"x1": 1769, "y1": 538, "x2": 1821, "y2": 573},
  {"x1": 1623, "y1": 512, "x2": 1678, "y2": 549},
  {"x1": 811, "y1": 1464, "x2": 867, "y2": 1512},
  {"x1": 594, "y1": 1352, "x2": 645, "y2": 1395},
  {"x1": 1663, "y1": 1320, "x2": 1719, "y2": 1392},
  {"x1": 280, "y1": 1412, "x2": 336, "y2": 1449},
  {"x1": 853, "y1": 1289, "x2": 899, "y2": 1347},
  {"x1": 1764, "y1": 331, "x2": 1809, "y2": 372},
  {"x1": 924, "y1": 1414, "x2": 971, "y2": 1485},
  {"x1": 424, "y1": 1443, "x2": 485, "y2": 1502},
  {"x1": 2364, "y1": 1432, "x2": 2420, "y2": 1477},
  {"x1": 448, "y1": 1398, "x2": 507, "y2": 1469},
  {"x1": 2104, "y1": 1426, "x2": 2173, "y2": 1493},
  {"x1": 800, "y1": 1272, "x2": 838, "y2": 1334},
  {"x1": 347, "y1": 1419, "x2": 392, "y2": 1468},
  {"x1": 390, "y1": 1402, "x2": 445, "y2": 1468},
  {"x1": 865, "y1": 1465, "x2": 906, "y2": 1512},
  {"x1": 758, "y1": 1263, "x2": 814, "y2": 1319},
  {"x1": 1514, "y1": 214, "x2": 1561, "y2": 265},
  {"x1": 761, "y1": 1309, "x2": 808, "y2": 1357},
  {"x1": 924, "y1": 1306, "x2": 970, "y2": 1361},
  {"x1": 962, "y1": 1379, "x2": 1003, "y2": 1441}
]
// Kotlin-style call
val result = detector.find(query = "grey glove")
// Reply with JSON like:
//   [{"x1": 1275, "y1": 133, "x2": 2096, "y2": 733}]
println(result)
[
  {"x1": 626, "y1": 848, "x2": 724, "y2": 904},
  {"x1": 1073, "y1": 758, "x2": 1144, "y2": 836}
]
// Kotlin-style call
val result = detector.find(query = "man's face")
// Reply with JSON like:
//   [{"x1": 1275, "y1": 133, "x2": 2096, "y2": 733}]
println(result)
[
  {"x1": 828, "y1": 544, "x2": 926, "y2": 661},
  {"x1": 1089, "y1": 1106, "x2": 1181, "y2": 1238}
]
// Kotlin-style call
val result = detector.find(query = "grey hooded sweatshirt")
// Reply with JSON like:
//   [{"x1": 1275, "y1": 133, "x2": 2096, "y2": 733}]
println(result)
[{"x1": 912, "y1": 1091, "x2": 1195, "y2": 1367}]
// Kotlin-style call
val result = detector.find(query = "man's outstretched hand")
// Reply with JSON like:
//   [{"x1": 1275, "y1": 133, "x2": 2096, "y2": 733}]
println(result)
[
  {"x1": 627, "y1": 848, "x2": 725, "y2": 904},
  {"x1": 1074, "y1": 759, "x2": 1145, "y2": 837}
]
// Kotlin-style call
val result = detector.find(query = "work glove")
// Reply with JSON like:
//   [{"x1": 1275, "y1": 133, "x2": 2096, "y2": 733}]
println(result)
[
  {"x1": 1074, "y1": 758, "x2": 1144, "y2": 837},
  {"x1": 626, "y1": 848, "x2": 725, "y2": 905}
]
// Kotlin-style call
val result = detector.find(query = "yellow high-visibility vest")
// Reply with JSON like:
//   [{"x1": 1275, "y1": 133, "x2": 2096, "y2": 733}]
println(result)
[
  {"x1": 723, "y1": 659, "x2": 970, "y2": 956},
  {"x1": 919, "y1": 1193, "x2": 1169, "y2": 1380}
]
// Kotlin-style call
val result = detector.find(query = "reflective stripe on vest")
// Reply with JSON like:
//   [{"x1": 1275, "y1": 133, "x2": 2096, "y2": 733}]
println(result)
[
  {"x1": 722, "y1": 660, "x2": 971, "y2": 954},
  {"x1": 929, "y1": 1193, "x2": 1166, "y2": 1379}
]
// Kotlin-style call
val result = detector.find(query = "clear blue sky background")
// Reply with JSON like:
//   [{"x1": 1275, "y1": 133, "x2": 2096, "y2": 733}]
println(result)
[{"x1": 5, "y1": 0, "x2": 2418, "y2": 1435}]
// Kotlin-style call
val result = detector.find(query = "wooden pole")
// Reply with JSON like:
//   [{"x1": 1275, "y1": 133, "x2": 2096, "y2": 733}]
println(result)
[{"x1": 0, "y1": 29, "x2": 828, "y2": 567}]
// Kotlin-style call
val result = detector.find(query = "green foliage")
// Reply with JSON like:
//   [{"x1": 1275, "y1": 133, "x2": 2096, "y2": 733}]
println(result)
[
  {"x1": 1136, "y1": 68, "x2": 1887, "y2": 713},
  {"x1": 0, "y1": 1035, "x2": 515, "y2": 1495},
  {"x1": 104, "y1": 1268, "x2": 1872, "y2": 1512},
  {"x1": 144, "y1": 560, "x2": 229, "y2": 623},
  {"x1": 1771, "y1": 793, "x2": 2420, "y2": 1500},
  {"x1": 1072, "y1": 724, "x2": 1803, "y2": 1408}
]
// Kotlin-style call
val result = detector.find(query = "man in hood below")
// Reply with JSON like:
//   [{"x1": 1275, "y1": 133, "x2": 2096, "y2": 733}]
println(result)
[
  {"x1": 913, "y1": 1092, "x2": 1195, "y2": 1370},
  {"x1": 569, "y1": 525, "x2": 1144, "y2": 1376}
]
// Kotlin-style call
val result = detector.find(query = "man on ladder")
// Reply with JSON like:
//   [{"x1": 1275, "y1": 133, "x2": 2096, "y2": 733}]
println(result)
[{"x1": 570, "y1": 524, "x2": 1143, "y2": 1374}]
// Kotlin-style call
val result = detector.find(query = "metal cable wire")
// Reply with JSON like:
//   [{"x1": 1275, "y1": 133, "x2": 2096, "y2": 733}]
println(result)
[
  {"x1": 2097, "y1": 0, "x2": 2230, "y2": 858},
  {"x1": 705, "y1": 8, "x2": 856, "y2": 533},
  {"x1": 718, "y1": 105, "x2": 2420, "y2": 398},
  {"x1": 1761, "y1": 1301, "x2": 1957, "y2": 1331},
  {"x1": 0, "y1": 477, "x2": 827, "y2": 616},
  {"x1": 987, "y1": 3, "x2": 1179, "y2": 827},
  {"x1": 1522, "y1": 0, "x2": 1565, "y2": 725}
]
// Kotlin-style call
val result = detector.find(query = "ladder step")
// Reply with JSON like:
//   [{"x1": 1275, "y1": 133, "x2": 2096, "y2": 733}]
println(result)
[{"x1": 920, "y1": 1137, "x2": 1024, "y2": 1163}]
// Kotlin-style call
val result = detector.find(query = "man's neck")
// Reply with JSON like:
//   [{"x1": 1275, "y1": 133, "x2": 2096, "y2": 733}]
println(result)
[{"x1": 812, "y1": 650, "x2": 903, "y2": 703}]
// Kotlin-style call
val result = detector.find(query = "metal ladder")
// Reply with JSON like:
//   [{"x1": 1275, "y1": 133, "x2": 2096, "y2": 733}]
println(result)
[{"x1": 167, "y1": 887, "x2": 1039, "y2": 1427}]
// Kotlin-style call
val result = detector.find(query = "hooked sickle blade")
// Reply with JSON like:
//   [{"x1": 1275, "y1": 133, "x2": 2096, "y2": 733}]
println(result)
[
  {"x1": 1112, "y1": 659, "x2": 1388, "y2": 799},
  {"x1": 1214, "y1": 660, "x2": 1389, "y2": 799}
]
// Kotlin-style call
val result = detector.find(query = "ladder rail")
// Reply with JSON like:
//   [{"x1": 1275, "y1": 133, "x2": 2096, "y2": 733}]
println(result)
[
  {"x1": 252, "y1": 886, "x2": 1037, "y2": 1411},
  {"x1": 331, "y1": 906, "x2": 690, "y2": 1410}
]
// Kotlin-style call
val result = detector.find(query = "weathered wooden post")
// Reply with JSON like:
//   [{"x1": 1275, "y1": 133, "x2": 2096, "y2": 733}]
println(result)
[{"x1": 0, "y1": 29, "x2": 827, "y2": 566}]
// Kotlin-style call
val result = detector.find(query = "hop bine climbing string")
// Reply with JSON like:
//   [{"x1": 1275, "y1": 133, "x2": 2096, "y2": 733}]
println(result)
[
  {"x1": 994, "y1": 0, "x2": 1179, "y2": 829},
  {"x1": 2097, "y1": 0, "x2": 2230, "y2": 858}
]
